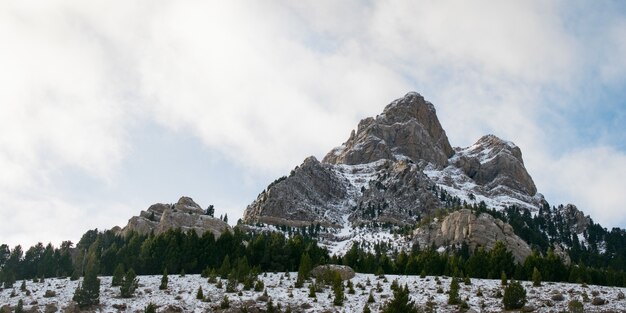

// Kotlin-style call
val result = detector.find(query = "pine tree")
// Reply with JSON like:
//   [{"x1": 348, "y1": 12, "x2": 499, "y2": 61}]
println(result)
[
  {"x1": 308, "y1": 282, "x2": 316, "y2": 298},
  {"x1": 501, "y1": 270, "x2": 508, "y2": 286},
  {"x1": 362, "y1": 303, "x2": 371, "y2": 313},
  {"x1": 220, "y1": 295, "x2": 230, "y2": 309},
  {"x1": 112, "y1": 264, "x2": 124, "y2": 287},
  {"x1": 159, "y1": 269, "x2": 168, "y2": 290},
  {"x1": 145, "y1": 303, "x2": 157, "y2": 313},
  {"x1": 72, "y1": 260, "x2": 100, "y2": 308},
  {"x1": 196, "y1": 286, "x2": 204, "y2": 300},
  {"x1": 219, "y1": 255, "x2": 231, "y2": 279},
  {"x1": 296, "y1": 253, "x2": 312, "y2": 288},
  {"x1": 367, "y1": 292, "x2": 375, "y2": 303},
  {"x1": 448, "y1": 276, "x2": 460, "y2": 305},
  {"x1": 332, "y1": 272, "x2": 344, "y2": 306},
  {"x1": 15, "y1": 299, "x2": 24, "y2": 313},
  {"x1": 19, "y1": 280, "x2": 26, "y2": 292},
  {"x1": 120, "y1": 269, "x2": 138, "y2": 298},
  {"x1": 381, "y1": 284, "x2": 418, "y2": 313},
  {"x1": 532, "y1": 267, "x2": 542, "y2": 287},
  {"x1": 503, "y1": 280, "x2": 527, "y2": 310}
]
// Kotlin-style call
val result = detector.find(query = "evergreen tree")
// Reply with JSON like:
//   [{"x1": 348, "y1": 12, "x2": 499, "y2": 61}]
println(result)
[
  {"x1": 220, "y1": 295, "x2": 230, "y2": 309},
  {"x1": 206, "y1": 205, "x2": 215, "y2": 217},
  {"x1": 362, "y1": 303, "x2": 371, "y2": 313},
  {"x1": 296, "y1": 253, "x2": 312, "y2": 288},
  {"x1": 19, "y1": 280, "x2": 26, "y2": 292},
  {"x1": 532, "y1": 267, "x2": 542, "y2": 287},
  {"x1": 120, "y1": 269, "x2": 138, "y2": 298},
  {"x1": 448, "y1": 276, "x2": 460, "y2": 305},
  {"x1": 145, "y1": 303, "x2": 157, "y2": 313},
  {"x1": 332, "y1": 272, "x2": 344, "y2": 306},
  {"x1": 112, "y1": 264, "x2": 124, "y2": 287},
  {"x1": 503, "y1": 280, "x2": 527, "y2": 310},
  {"x1": 196, "y1": 286, "x2": 204, "y2": 300},
  {"x1": 15, "y1": 299, "x2": 24, "y2": 313},
  {"x1": 367, "y1": 292, "x2": 375, "y2": 303},
  {"x1": 308, "y1": 282, "x2": 316, "y2": 298},
  {"x1": 219, "y1": 255, "x2": 231, "y2": 279},
  {"x1": 159, "y1": 269, "x2": 168, "y2": 290},
  {"x1": 501, "y1": 271, "x2": 507, "y2": 286},
  {"x1": 72, "y1": 259, "x2": 100, "y2": 308},
  {"x1": 381, "y1": 284, "x2": 418, "y2": 313}
]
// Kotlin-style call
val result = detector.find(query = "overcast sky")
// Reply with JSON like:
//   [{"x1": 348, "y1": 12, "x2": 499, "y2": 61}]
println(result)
[{"x1": 1, "y1": 1, "x2": 625, "y2": 248}]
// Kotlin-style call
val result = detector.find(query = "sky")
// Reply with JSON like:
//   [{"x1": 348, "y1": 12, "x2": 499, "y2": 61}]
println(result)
[{"x1": 1, "y1": 1, "x2": 625, "y2": 248}]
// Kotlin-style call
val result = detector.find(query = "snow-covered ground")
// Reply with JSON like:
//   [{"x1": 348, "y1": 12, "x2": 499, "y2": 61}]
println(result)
[{"x1": 2, "y1": 273, "x2": 625, "y2": 312}]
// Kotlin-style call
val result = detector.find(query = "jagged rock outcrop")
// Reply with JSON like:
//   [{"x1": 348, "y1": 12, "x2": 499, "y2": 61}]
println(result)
[
  {"x1": 323, "y1": 92, "x2": 454, "y2": 168},
  {"x1": 454, "y1": 135, "x2": 537, "y2": 196},
  {"x1": 120, "y1": 197, "x2": 230, "y2": 238},
  {"x1": 413, "y1": 209, "x2": 532, "y2": 263},
  {"x1": 557, "y1": 204, "x2": 590, "y2": 234},
  {"x1": 243, "y1": 156, "x2": 348, "y2": 227}
]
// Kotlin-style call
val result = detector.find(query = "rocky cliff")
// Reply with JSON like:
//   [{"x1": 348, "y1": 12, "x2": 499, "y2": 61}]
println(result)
[
  {"x1": 119, "y1": 197, "x2": 230, "y2": 238},
  {"x1": 413, "y1": 209, "x2": 532, "y2": 263}
]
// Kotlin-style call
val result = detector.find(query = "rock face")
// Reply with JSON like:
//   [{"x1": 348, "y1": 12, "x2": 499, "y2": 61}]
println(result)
[
  {"x1": 413, "y1": 209, "x2": 532, "y2": 263},
  {"x1": 120, "y1": 197, "x2": 230, "y2": 238},
  {"x1": 243, "y1": 156, "x2": 348, "y2": 228},
  {"x1": 454, "y1": 135, "x2": 537, "y2": 196},
  {"x1": 323, "y1": 92, "x2": 454, "y2": 168},
  {"x1": 557, "y1": 204, "x2": 590, "y2": 234}
]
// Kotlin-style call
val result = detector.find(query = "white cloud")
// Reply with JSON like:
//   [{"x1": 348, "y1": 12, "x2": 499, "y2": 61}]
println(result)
[
  {"x1": 0, "y1": 1, "x2": 624, "y2": 246},
  {"x1": 538, "y1": 147, "x2": 626, "y2": 227}
]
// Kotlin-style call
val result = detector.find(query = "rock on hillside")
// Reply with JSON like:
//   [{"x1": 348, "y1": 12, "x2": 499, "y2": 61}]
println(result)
[
  {"x1": 413, "y1": 209, "x2": 532, "y2": 263},
  {"x1": 119, "y1": 197, "x2": 230, "y2": 238}
]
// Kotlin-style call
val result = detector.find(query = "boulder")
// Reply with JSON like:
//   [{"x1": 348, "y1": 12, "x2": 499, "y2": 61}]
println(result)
[{"x1": 310, "y1": 264, "x2": 356, "y2": 281}]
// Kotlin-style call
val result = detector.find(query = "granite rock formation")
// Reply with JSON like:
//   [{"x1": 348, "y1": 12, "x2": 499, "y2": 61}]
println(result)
[
  {"x1": 120, "y1": 197, "x2": 230, "y2": 238},
  {"x1": 413, "y1": 209, "x2": 532, "y2": 263}
]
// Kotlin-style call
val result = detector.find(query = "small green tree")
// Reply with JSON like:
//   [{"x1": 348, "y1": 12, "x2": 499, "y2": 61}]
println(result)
[
  {"x1": 19, "y1": 280, "x2": 26, "y2": 292},
  {"x1": 120, "y1": 269, "x2": 138, "y2": 298},
  {"x1": 145, "y1": 303, "x2": 157, "y2": 313},
  {"x1": 532, "y1": 267, "x2": 542, "y2": 287},
  {"x1": 362, "y1": 303, "x2": 371, "y2": 313},
  {"x1": 501, "y1": 270, "x2": 507, "y2": 286},
  {"x1": 381, "y1": 284, "x2": 418, "y2": 313},
  {"x1": 332, "y1": 272, "x2": 344, "y2": 306},
  {"x1": 220, "y1": 295, "x2": 230, "y2": 309},
  {"x1": 159, "y1": 269, "x2": 168, "y2": 290},
  {"x1": 112, "y1": 264, "x2": 124, "y2": 287},
  {"x1": 296, "y1": 253, "x2": 312, "y2": 288},
  {"x1": 308, "y1": 283, "x2": 316, "y2": 298},
  {"x1": 72, "y1": 262, "x2": 100, "y2": 308},
  {"x1": 367, "y1": 292, "x2": 375, "y2": 303},
  {"x1": 503, "y1": 280, "x2": 527, "y2": 310},
  {"x1": 448, "y1": 276, "x2": 460, "y2": 305},
  {"x1": 15, "y1": 299, "x2": 24, "y2": 313},
  {"x1": 196, "y1": 286, "x2": 204, "y2": 300},
  {"x1": 219, "y1": 255, "x2": 231, "y2": 279}
]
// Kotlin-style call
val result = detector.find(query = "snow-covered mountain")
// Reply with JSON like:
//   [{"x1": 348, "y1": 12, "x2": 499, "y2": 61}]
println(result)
[{"x1": 242, "y1": 92, "x2": 546, "y2": 256}]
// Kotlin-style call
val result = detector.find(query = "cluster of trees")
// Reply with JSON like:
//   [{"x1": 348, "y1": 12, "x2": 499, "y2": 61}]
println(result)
[
  {"x1": 336, "y1": 239, "x2": 626, "y2": 287},
  {"x1": 0, "y1": 227, "x2": 328, "y2": 287}
]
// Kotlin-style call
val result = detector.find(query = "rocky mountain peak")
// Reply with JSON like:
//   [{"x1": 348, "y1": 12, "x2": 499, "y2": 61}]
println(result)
[
  {"x1": 323, "y1": 92, "x2": 454, "y2": 168},
  {"x1": 452, "y1": 134, "x2": 537, "y2": 197}
]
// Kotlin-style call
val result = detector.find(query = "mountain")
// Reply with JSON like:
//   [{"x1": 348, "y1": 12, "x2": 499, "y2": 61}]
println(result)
[{"x1": 242, "y1": 92, "x2": 548, "y2": 256}]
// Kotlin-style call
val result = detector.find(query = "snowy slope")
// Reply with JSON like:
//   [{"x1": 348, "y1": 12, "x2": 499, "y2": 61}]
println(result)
[{"x1": 2, "y1": 274, "x2": 625, "y2": 312}]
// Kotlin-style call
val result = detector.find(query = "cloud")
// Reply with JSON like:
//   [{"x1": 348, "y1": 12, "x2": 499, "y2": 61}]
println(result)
[
  {"x1": 537, "y1": 147, "x2": 626, "y2": 227},
  {"x1": 0, "y1": 1, "x2": 624, "y2": 247}
]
